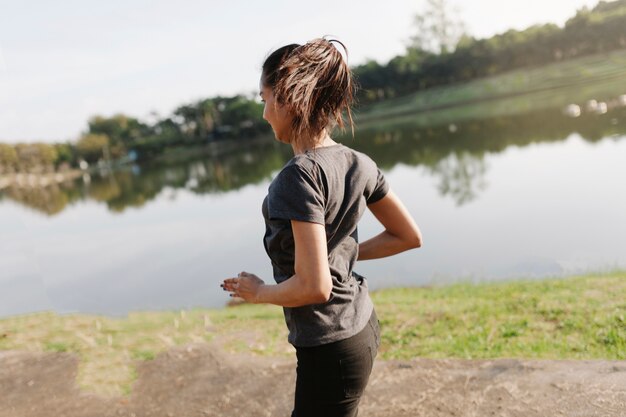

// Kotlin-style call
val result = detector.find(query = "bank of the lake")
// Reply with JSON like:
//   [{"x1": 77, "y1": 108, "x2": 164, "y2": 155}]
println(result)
[
  {"x1": 0, "y1": 272, "x2": 624, "y2": 396},
  {"x1": 355, "y1": 49, "x2": 626, "y2": 130},
  {"x1": 0, "y1": 170, "x2": 83, "y2": 191}
]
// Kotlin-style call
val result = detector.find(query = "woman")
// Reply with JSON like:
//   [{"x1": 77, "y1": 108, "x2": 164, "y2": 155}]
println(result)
[{"x1": 221, "y1": 38, "x2": 421, "y2": 417}]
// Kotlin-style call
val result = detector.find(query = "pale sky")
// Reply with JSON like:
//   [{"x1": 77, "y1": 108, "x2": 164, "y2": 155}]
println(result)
[{"x1": 0, "y1": 0, "x2": 599, "y2": 143}]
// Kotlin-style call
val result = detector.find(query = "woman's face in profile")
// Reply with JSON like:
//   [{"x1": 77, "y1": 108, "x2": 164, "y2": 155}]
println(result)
[{"x1": 259, "y1": 82, "x2": 292, "y2": 144}]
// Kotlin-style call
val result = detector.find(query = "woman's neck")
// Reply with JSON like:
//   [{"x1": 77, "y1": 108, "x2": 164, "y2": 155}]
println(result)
[{"x1": 291, "y1": 132, "x2": 337, "y2": 155}]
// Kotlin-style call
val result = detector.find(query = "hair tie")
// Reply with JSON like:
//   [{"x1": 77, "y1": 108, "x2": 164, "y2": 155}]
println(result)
[{"x1": 327, "y1": 38, "x2": 349, "y2": 61}]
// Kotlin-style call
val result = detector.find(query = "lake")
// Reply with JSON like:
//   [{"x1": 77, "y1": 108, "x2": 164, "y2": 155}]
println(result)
[{"x1": 1, "y1": 94, "x2": 626, "y2": 318}]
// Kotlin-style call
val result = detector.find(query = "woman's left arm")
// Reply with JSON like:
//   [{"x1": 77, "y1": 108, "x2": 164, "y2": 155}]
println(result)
[{"x1": 221, "y1": 220, "x2": 332, "y2": 307}]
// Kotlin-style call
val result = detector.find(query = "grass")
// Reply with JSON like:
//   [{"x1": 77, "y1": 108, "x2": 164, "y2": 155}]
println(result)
[
  {"x1": 1, "y1": 272, "x2": 624, "y2": 396},
  {"x1": 373, "y1": 273, "x2": 625, "y2": 360},
  {"x1": 355, "y1": 49, "x2": 626, "y2": 131}
]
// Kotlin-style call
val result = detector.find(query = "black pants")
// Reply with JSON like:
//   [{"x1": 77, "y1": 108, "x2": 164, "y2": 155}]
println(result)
[{"x1": 291, "y1": 309, "x2": 381, "y2": 417}]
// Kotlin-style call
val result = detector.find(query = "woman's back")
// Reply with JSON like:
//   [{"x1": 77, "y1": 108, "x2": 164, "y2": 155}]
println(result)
[{"x1": 262, "y1": 143, "x2": 388, "y2": 346}]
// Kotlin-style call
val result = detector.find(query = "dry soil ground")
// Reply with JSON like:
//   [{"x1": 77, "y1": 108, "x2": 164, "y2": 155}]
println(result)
[{"x1": 1, "y1": 343, "x2": 625, "y2": 417}]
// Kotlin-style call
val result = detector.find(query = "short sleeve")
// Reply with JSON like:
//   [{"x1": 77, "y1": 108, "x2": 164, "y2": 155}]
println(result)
[
  {"x1": 267, "y1": 163, "x2": 326, "y2": 224},
  {"x1": 366, "y1": 168, "x2": 389, "y2": 204}
]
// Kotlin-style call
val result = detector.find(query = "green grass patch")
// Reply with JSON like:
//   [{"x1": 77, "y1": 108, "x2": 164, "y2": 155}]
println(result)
[
  {"x1": 130, "y1": 349, "x2": 156, "y2": 361},
  {"x1": 372, "y1": 273, "x2": 626, "y2": 360},
  {"x1": 355, "y1": 49, "x2": 626, "y2": 130},
  {"x1": 1, "y1": 272, "x2": 624, "y2": 396},
  {"x1": 44, "y1": 341, "x2": 73, "y2": 352}
]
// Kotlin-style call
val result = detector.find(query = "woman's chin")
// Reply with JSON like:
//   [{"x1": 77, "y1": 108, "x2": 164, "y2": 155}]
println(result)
[{"x1": 274, "y1": 132, "x2": 290, "y2": 144}]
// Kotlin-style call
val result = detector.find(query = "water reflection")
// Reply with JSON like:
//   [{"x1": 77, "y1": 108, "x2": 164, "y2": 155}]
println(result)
[
  {"x1": 3, "y1": 100, "x2": 626, "y2": 318},
  {"x1": 1, "y1": 139, "x2": 292, "y2": 215},
  {"x1": 431, "y1": 151, "x2": 488, "y2": 205},
  {"x1": 344, "y1": 104, "x2": 626, "y2": 204},
  {"x1": 1, "y1": 184, "x2": 73, "y2": 215},
  {"x1": 1, "y1": 105, "x2": 625, "y2": 214}
]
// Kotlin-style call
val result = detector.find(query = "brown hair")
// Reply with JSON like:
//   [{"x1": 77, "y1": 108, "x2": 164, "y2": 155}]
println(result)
[{"x1": 261, "y1": 37, "x2": 356, "y2": 149}]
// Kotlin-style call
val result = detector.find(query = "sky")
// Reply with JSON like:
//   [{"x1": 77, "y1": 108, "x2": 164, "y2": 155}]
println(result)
[{"x1": 0, "y1": 0, "x2": 600, "y2": 143}]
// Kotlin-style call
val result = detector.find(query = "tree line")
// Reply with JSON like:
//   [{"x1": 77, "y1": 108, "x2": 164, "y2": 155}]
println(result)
[
  {"x1": 0, "y1": 95, "x2": 270, "y2": 175},
  {"x1": 1, "y1": 0, "x2": 625, "y2": 174},
  {"x1": 354, "y1": 0, "x2": 626, "y2": 102}
]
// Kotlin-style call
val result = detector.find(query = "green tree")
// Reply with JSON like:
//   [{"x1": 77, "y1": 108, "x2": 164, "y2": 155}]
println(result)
[
  {"x1": 88, "y1": 114, "x2": 150, "y2": 157},
  {"x1": 34, "y1": 143, "x2": 58, "y2": 168},
  {"x1": 76, "y1": 133, "x2": 110, "y2": 163},
  {"x1": 173, "y1": 99, "x2": 220, "y2": 141},
  {"x1": 54, "y1": 142, "x2": 77, "y2": 167},
  {"x1": 0, "y1": 143, "x2": 18, "y2": 173},
  {"x1": 215, "y1": 95, "x2": 265, "y2": 138},
  {"x1": 354, "y1": 0, "x2": 626, "y2": 104},
  {"x1": 409, "y1": 0, "x2": 467, "y2": 54},
  {"x1": 13, "y1": 143, "x2": 58, "y2": 173},
  {"x1": 353, "y1": 59, "x2": 393, "y2": 101}
]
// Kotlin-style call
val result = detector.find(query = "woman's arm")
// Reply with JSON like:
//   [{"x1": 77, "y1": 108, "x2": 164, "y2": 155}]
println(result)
[
  {"x1": 358, "y1": 190, "x2": 422, "y2": 261},
  {"x1": 222, "y1": 220, "x2": 333, "y2": 307}
]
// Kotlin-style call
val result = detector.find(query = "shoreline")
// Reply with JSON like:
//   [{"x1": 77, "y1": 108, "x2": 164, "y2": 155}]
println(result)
[
  {"x1": 0, "y1": 170, "x2": 83, "y2": 191},
  {"x1": 1, "y1": 272, "x2": 624, "y2": 397},
  {"x1": 1, "y1": 269, "x2": 621, "y2": 320}
]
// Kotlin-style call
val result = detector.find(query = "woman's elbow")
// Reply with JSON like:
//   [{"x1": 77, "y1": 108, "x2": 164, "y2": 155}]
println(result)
[
  {"x1": 407, "y1": 230, "x2": 422, "y2": 249},
  {"x1": 312, "y1": 289, "x2": 332, "y2": 304},
  {"x1": 315, "y1": 279, "x2": 333, "y2": 303},
  {"x1": 309, "y1": 278, "x2": 333, "y2": 304},
  {"x1": 296, "y1": 273, "x2": 333, "y2": 305}
]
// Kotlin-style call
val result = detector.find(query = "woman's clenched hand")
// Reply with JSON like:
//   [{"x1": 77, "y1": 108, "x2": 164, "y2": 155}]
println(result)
[{"x1": 221, "y1": 271, "x2": 265, "y2": 303}]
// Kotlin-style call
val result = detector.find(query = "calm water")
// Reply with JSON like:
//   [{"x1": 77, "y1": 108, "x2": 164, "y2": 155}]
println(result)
[{"x1": 2, "y1": 102, "x2": 626, "y2": 318}]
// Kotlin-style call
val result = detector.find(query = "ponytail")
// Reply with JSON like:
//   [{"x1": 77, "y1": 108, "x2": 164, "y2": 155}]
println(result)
[{"x1": 261, "y1": 37, "x2": 356, "y2": 149}]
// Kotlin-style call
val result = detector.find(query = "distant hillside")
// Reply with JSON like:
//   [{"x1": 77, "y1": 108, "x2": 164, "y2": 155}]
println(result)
[{"x1": 354, "y1": 0, "x2": 626, "y2": 104}]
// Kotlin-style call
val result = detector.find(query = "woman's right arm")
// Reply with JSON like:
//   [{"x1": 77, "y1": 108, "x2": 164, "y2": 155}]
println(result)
[{"x1": 358, "y1": 190, "x2": 422, "y2": 261}]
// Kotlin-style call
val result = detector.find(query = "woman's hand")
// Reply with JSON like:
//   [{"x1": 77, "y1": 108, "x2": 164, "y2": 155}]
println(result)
[
  {"x1": 221, "y1": 221, "x2": 332, "y2": 308},
  {"x1": 221, "y1": 271, "x2": 265, "y2": 303},
  {"x1": 358, "y1": 190, "x2": 421, "y2": 261}
]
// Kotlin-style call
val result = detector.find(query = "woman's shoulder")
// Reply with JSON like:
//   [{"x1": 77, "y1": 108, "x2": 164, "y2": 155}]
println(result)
[
  {"x1": 271, "y1": 156, "x2": 321, "y2": 191},
  {"x1": 274, "y1": 144, "x2": 379, "y2": 186},
  {"x1": 280, "y1": 154, "x2": 321, "y2": 177},
  {"x1": 328, "y1": 144, "x2": 380, "y2": 173},
  {"x1": 301, "y1": 143, "x2": 378, "y2": 168}
]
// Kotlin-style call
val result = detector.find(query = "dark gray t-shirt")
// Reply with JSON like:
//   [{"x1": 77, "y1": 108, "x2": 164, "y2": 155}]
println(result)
[{"x1": 262, "y1": 143, "x2": 389, "y2": 347}]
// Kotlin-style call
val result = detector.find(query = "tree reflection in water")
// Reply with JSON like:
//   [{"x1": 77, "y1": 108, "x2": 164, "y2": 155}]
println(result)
[
  {"x1": 431, "y1": 151, "x2": 488, "y2": 206},
  {"x1": 2, "y1": 104, "x2": 625, "y2": 215},
  {"x1": 347, "y1": 103, "x2": 626, "y2": 205}
]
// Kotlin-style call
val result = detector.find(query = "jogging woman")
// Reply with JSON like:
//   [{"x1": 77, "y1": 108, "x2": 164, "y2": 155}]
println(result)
[{"x1": 222, "y1": 37, "x2": 422, "y2": 417}]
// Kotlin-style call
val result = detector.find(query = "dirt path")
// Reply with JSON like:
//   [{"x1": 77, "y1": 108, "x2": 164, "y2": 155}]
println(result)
[{"x1": 1, "y1": 344, "x2": 624, "y2": 417}]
